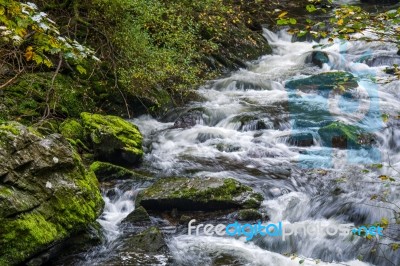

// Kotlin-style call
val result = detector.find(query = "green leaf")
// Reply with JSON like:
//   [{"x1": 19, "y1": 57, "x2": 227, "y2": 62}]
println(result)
[
  {"x1": 289, "y1": 18, "x2": 297, "y2": 25},
  {"x1": 76, "y1": 65, "x2": 87, "y2": 75},
  {"x1": 306, "y1": 4, "x2": 317, "y2": 13},
  {"x1": 277, "y1": 19, "x2": 288, "y2": 25},
  {"x1": 299, "y1": 259, "x2": 305, "y2": 264}
]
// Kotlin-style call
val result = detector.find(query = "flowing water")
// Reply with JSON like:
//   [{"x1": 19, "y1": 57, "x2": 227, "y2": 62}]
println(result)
[{"x1": 77, "y1": 29, "x2": 400, "y2": 266}]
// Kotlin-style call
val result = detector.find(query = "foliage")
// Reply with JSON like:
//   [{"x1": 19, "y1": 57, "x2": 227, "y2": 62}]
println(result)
[
  {"x1": 275, "y1": 0, "x2": 400, "y2": 45},
  {"x1": 0, "y1": 0, "x2": 98, "y2": 77}
]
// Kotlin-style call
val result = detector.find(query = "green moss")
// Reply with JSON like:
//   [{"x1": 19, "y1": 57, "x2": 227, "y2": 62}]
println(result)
[
  {"x1": 90, "y1": 161, "x2": 149, "y2": 181},
  {"x1": 286, "y1": 72, "x2": 358, "y2": 92},
  {"x1": 60, "y1": 119, "x2": 84, "y2": 140},
  {"x1": 1, "y1": 212, "x2": 59, "y2": 264},
  {"x1": 81, "y1": 112, "x2": 143, "y2": 165},
  {"x1": 0, "y1": 130, "x2": 104, "y2": 265},
  {"x1": 139, "y1": 177, "x2": 263, "y2": 210},
  {"x1": 0, "y1": 187, "x2": 13, "y2": 197},
  {"x1": 2, "y1": 73, "x2": 97, "y2": 123},
  {"x1": 81, "y1": 112, "x2": 142, "y2": 148},
  {"x1": 318, "y1": 121, "x2": 373, "y2": 149},
  {"x1": 237, "y1": 209, "x2": 262, "y2": 221},
  {"x1": 0, "y1": 122, "x2": 20, "y2": 136}
]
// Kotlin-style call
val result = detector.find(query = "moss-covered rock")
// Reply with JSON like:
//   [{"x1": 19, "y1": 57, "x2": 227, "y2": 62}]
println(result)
[
  {"x1": 318, "y1": 121, "x2": 375, "y2": 149},
  {"x1": 237, "y1": 209, "x2": 263, "y2": 221},
  {"x1": 81, "y1": 112, "x2": 143, "y2": 166},
  {"x1": 286, "y1": 72, "x2": 358, "y2": 93},
  {"x1": 59, "y1": 118, "x2": 84, "y2": 140},
  {"x1": 0, "y1": 122, "x2": 104, "y2": 265},
  {"x1": 122, "y1": 206, "x2": 151, "y2": 225},
  {"x1": 121, "y1": 226, "x2": 167, "y2": 253},
  {"x1": 90, "y1": 161, "x2": 151, "y2": 182},
  {"x1": 136, "y1": 177, "x2": 263, "y2": 212}
]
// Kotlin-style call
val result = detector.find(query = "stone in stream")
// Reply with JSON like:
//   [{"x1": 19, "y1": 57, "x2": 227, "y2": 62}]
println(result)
[
  {"x1": 306, "y1": 51, "x2": 330, "y2": 68},
  {"x1": 237, "y1": 209, "x2": 263, "y2": 221},
  {"x1": 90, "y1": 161, "x2": 152, "y2": 182},
  {"x1": 136, "y1": 177, "x2": 264, "y2": 212},
  {"x1": 102, "y1": 226, "x2": 171, "y2": 265},
  {"x1": 231, "y1": 114, "x2": 268, "y2": 131},
  {"x1": 122, "y1": 206, "x2": 151, "y2": 225},
  {"x1": 80, "y1": 112, "x2": 143, "y2": 166},
  {"x1": 285, "y1": 72, "x2": 358, "y2": 93},
  {"x1": 173, "y1": 108, "x2": 207, "y2": 129},
  {"x1": 0, "y1": 122, "x2": 104, "y2": 265},
  {"x1": 287, "y1": 132, "x2": 314, "y2": 147},
  {"x1": 318, "y1": 121, "x2": 375, "y2": 149}
]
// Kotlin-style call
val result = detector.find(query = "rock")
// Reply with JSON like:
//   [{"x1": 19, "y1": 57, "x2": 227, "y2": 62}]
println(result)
[
  {"x1": 121, "y1": 226, "x2": 168, "y2": 253},
  {"x1": 90, "y1": 161, "x2": 151, "y2": 182},
  {"x1": 81, "y1": 112, "x2": 143, "y2": 166},
  {"x1": 231, "y1": 115, "x2": 268, "y2": 131},
  {"x1": 216, "y1": 143, "x2": 241, "y2": 152},
  {"x1": 136, "y1": 177, "x2": 264, "y2": 212},
  {"x1": 287, "y1": 132, "x2": 314, "y2": 147},
  {"x1": 59, "y1": 118, "x2": 84, "y2": 140},
  {"x1": 173, "y1": 109, "x2": 206, "y2": 129},
  {"x1": 306, "y1": 51, "x2": 330, "y2": 68},
  {"x1": 101, "y1": 226, "x2": 170, "y2": 265},
  {"x1": 285, "y1": 72, "x2": 358, "y2": 94},
  {"x1": 26, "y1": 222, "x2": 105, "y2": 266},
  {"x1": 318, "y1": 121, "x2": 374, "y2": 149},
  {"x1": 0, "y1": 122, "x2": 104, "y2": 265},
  {"x1": 122, "y1": 206, "x2": 151, "y2": 225},
  {"x1": 237, "y1": 209, "x2": 262, "y2": 221},
  {"x1": 33, "y1": 119, "x2": 61, "y2": 135}
]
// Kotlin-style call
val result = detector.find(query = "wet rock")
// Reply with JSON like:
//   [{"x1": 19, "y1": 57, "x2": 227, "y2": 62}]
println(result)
[
  {"x1": 121, "y1": 226, "x2": 168, "y2": 253},
  {"x1": 0, "y1": 122, "x2": 103, "y2": 265},
  {"x1": 90, "y1": 161, "x2": 152, "y2": 182},
  {"x1": 173, "y1": 109, "x2": 206, "y2": 128},
  {"x1": 81, "y1": 112, "x2": 143, "y2": 166},
  {"x1": 102, "y1": 226, "x2": 171, "y2": 265},
  {"x1": 216, "y1": 143, "x2": 241, "y2": 152},
  {"x1": 231, "y1": 115, "x2": 268, "y2": 131},
  {"x1": 366, "y1": 55, "x2": 400, "y2": 67},
  {"x1": 237, "y1": 209, "x2": 262, "y2": 221},
  {"x1": 286, "y1": 72, "x2": 358, "y2": 93},
  {"x1": 287, "y1": 132, "x2": 314, "y2": 147},
  {"x1": 318, "y1": 121, "x2": 375, "y2": 149},
  {"x1": 306, "y1": 51, "x2": 330, "y2": 68},
  {"x1": 122, "y1": 206, "x2": 151, "y2": 225},
  {"x1": 136, "y1": 177, "x2": 264, "y2": 212},
  {"x1": 197, "y1": 132, "x2": 223, "y2": 143}
]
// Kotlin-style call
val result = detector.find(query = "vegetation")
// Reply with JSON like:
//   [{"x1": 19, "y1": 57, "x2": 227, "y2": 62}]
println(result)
[{"x1": 0, "y1": 0, "x2": 272, "y2": 121}]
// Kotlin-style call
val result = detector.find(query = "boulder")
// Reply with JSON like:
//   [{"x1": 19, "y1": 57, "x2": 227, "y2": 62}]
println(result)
[
  {"x1": 59, "y1": 118, "x2": 84, "y2": 140},
  {"x1": 318, "y1": 121, "x2": 374, "y2": 149},
  {"x1": 0, "y1": 122, "x2": 104, "y2": 265},
  {"x1": 90, "y1": 161, "x2": 151, "y2": 182},
  {"x1": 237, "y1": 209, "x2": 263, "y2": 221},
  {"x1": 81, "y1": 112, "x2": 143, "y2": 166},
  {"x1": 173, "y1": 109, "x2": 206, "y2": 129},
  {"x1": 285, "y1": 72, "x2": 358, "y2": 93},
  {"x1": 306, "y1": 51, "x2": 330, "y2": 68},
  {"x1": 287, "y1": 132, "x2": 314, "y2": 147},
  {"x1": 103, "y1": 226, "x2": 170, "y2": 265},
  {"x1": 136, "y1": 177, "x2": 264, "y2": 212},
  {"x1": 122, "y1": 206, "x2": 151, "y2": 225},
  {"x1": 231, "y1": 115, "x2": 268, "y2": 131}
]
